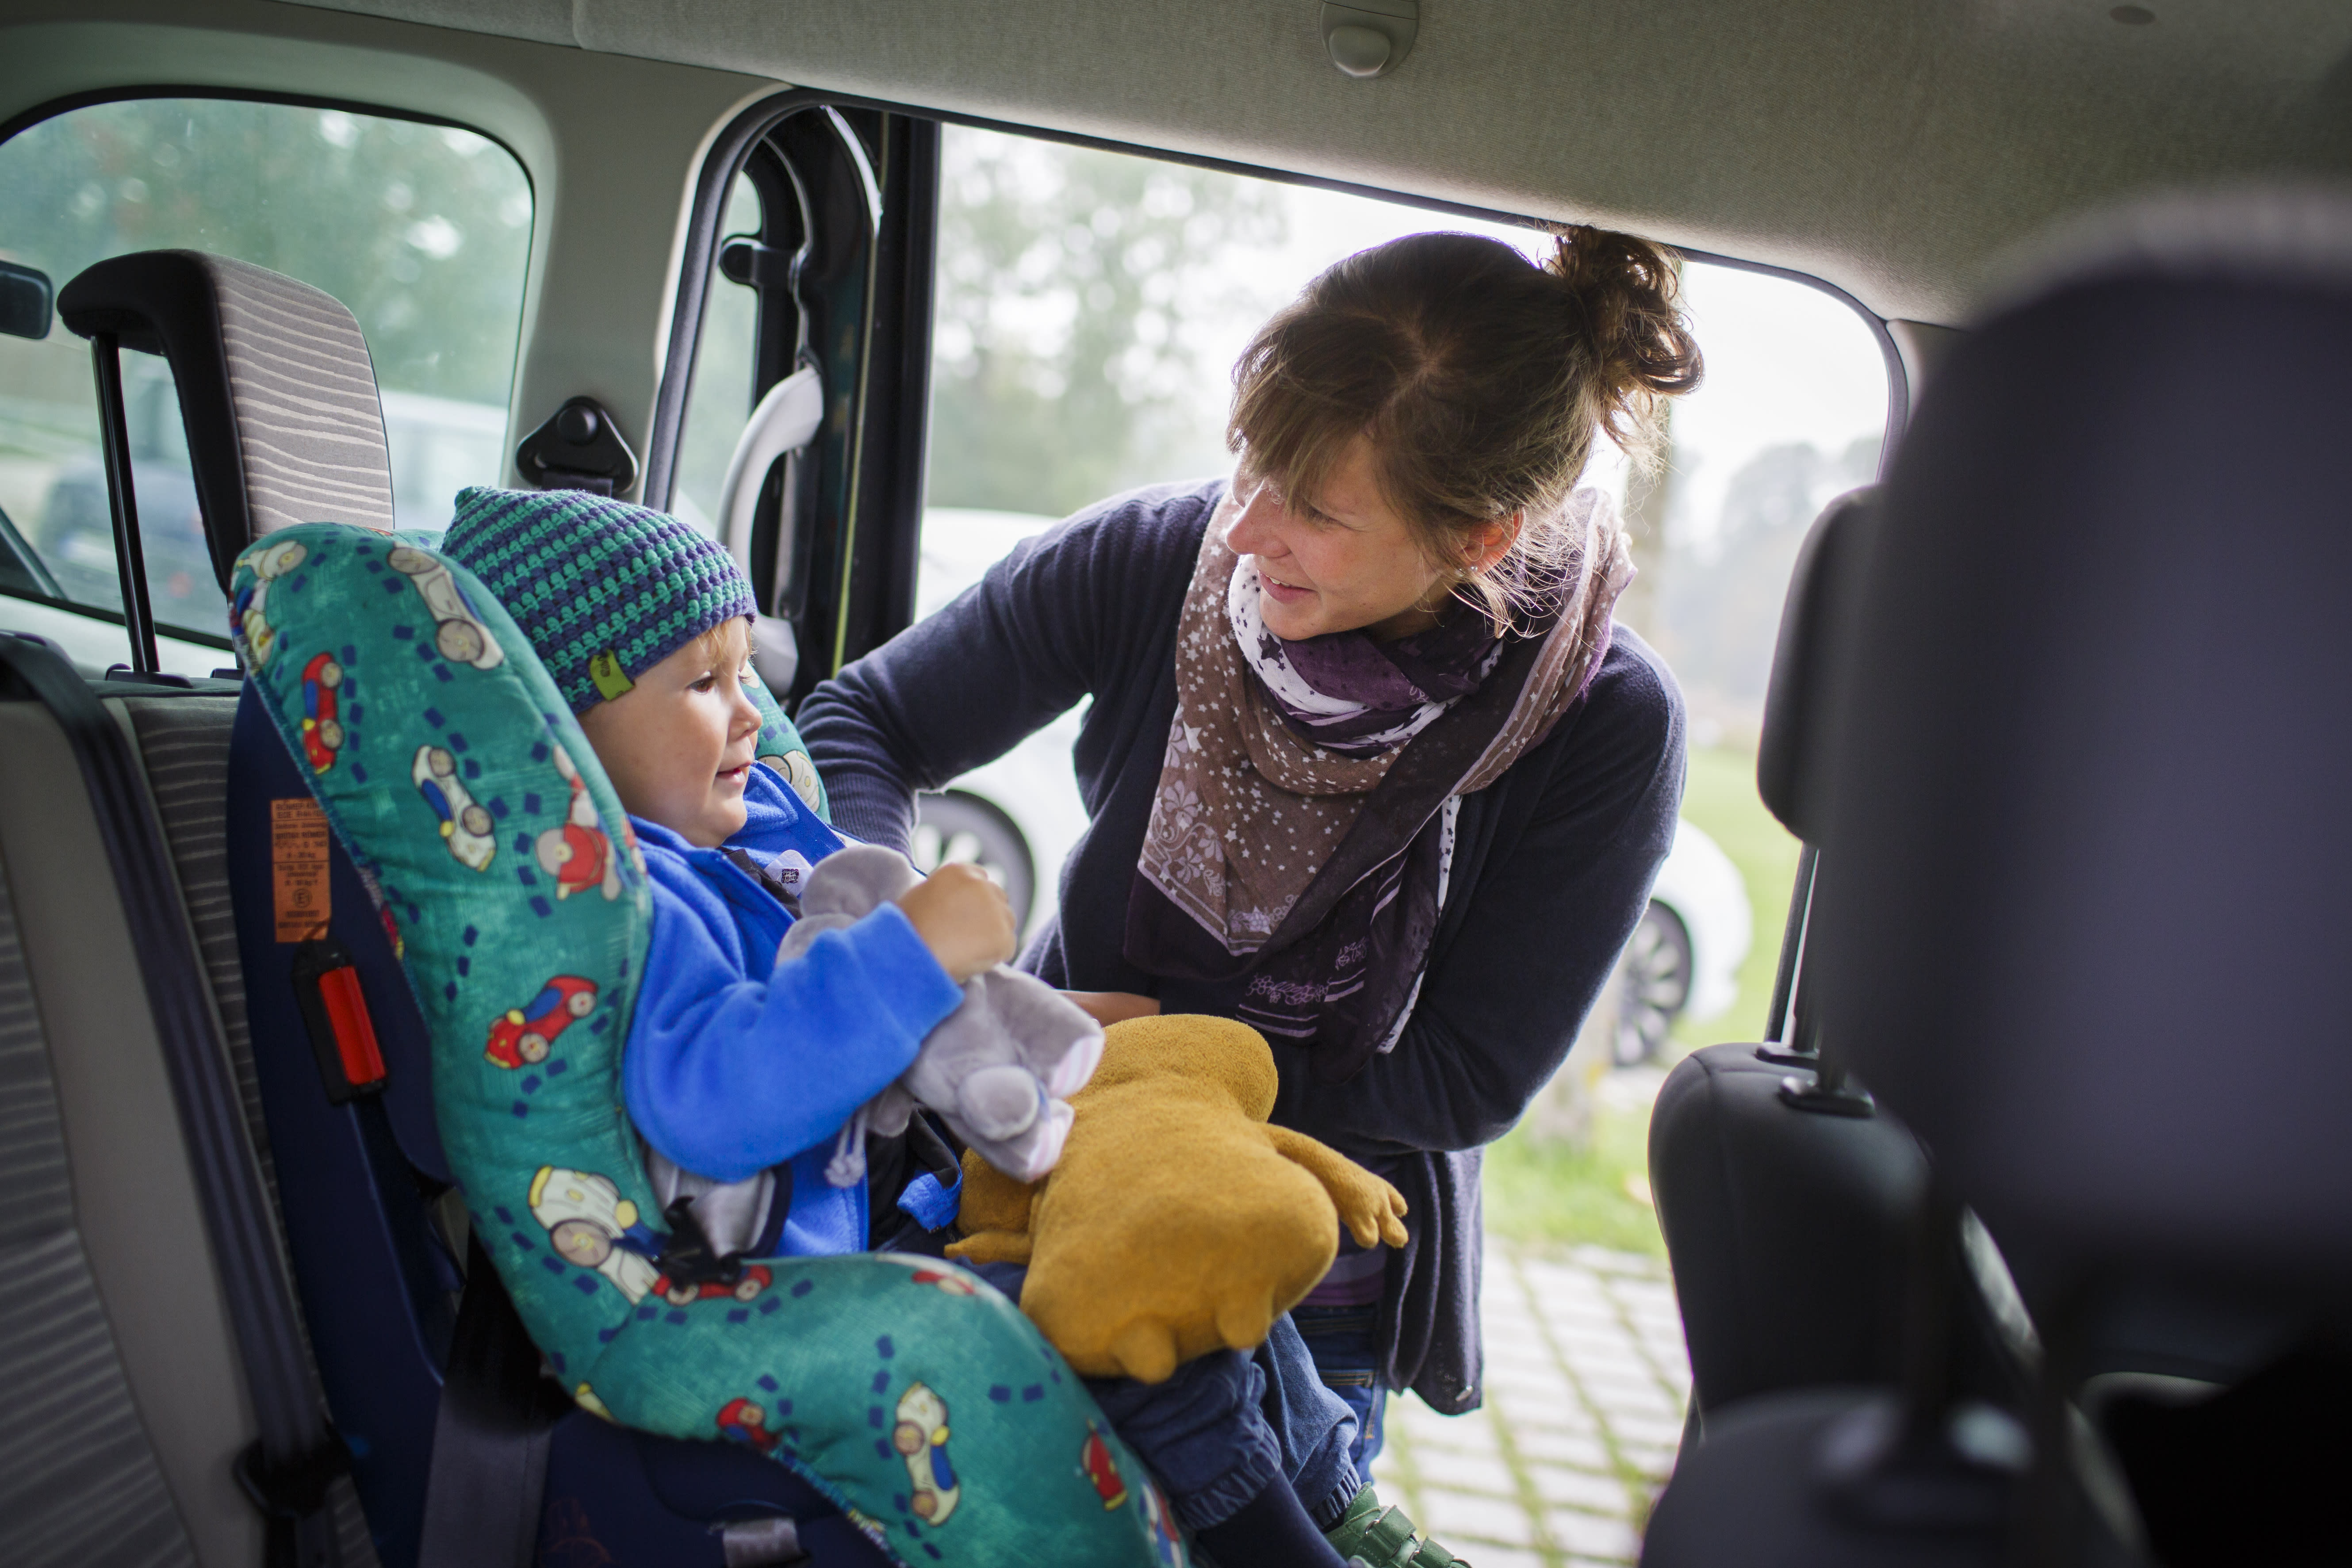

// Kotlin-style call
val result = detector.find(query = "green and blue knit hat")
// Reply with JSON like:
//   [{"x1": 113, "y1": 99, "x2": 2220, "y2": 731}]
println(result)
[{"x1": 442, "y1": 486, "x2": 755, "y2": 715}]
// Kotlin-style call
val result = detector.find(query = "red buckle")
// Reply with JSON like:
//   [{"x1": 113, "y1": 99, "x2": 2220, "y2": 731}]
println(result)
[{"x1": 292, "y1": 937, "x2": 387, "y2": 1102}]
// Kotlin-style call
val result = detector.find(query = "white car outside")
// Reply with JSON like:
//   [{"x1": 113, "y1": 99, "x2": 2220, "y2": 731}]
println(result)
[
  {"x1": 912, "y1": 509, "x2": 1092, "y2": 940},
  {"x1": 912, "y1": 507, "x2": 1753, "y2": 1057}
]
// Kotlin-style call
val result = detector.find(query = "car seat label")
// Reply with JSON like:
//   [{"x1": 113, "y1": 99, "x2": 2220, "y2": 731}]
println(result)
[{"x1": 272, "y1": 796, "x2": 332, "y2": 942}]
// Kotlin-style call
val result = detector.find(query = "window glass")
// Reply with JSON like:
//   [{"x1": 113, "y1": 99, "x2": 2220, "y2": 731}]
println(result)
[
  {"x1": 0, "y1": 96, "x2": 532, "y2": 672},
  {"x1": 670, "y1": 175, "x2": 764, "y2": 534},
  {"x1": 914, "y1": 125, "x2": 1888, "y2": 1278}
]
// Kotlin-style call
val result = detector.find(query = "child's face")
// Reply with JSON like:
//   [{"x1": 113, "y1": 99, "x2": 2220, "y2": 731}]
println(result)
[{"x1": 577, "y1": 618, "x2": 762, "y2": 848}]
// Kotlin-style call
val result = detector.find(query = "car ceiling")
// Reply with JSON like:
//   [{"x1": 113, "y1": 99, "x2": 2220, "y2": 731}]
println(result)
[
  {"x1": 262, "y1": 0, "x2": 2352, "y2": 327},
  {"x1": 9, "y1": 0, "x2": 2342, "y2": 340}
]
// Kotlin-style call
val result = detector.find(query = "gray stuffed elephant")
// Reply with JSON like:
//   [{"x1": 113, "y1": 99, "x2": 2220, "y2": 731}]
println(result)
[{"x1": 778, "y1": 843, "x2": 1103, "y2": 1183}]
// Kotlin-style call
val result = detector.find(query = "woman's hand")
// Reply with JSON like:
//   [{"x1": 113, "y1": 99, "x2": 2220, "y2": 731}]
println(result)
[
  {"x1": 1060, "y1": 991, "x2": 1162, "y2": 1028},
  {"x1": 897, "y1": 864, "x2": 1016, "y2": 983}
]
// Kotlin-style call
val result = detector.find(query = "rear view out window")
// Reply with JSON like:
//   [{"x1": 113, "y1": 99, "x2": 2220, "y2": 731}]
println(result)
[{"x1": 0, "y1": 97, "x2": 531, "y2": 670}]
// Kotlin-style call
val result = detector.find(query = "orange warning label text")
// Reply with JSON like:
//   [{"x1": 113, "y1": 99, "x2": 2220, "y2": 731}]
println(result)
[{"x1": 272, "y1": 797, "x2": 331, "y2": 943}]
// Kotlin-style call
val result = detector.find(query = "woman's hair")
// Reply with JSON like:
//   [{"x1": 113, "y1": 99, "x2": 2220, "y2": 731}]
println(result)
[{"x1": 1227, "y1": 226, "x2": 1703, "y2": 624}]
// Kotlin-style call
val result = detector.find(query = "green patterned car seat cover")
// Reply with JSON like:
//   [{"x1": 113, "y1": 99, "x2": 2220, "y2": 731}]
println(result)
[{"x1": 231, "y1": 524, "x2": 1183, "y2": 1567}]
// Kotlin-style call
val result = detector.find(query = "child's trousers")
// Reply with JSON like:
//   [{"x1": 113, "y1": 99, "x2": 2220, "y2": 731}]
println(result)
[{"x1": 968, "y1": 1262, "x2": 1362, "y2": 1531}]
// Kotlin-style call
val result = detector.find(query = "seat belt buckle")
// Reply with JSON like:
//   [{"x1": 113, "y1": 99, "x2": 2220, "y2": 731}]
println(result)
[
  {"x1": 655, "y1": 1196, "x2": 747, "y2": 1289},
  {"x1": 291, "y1": 936, "x2": 387, "y2": 1102}
]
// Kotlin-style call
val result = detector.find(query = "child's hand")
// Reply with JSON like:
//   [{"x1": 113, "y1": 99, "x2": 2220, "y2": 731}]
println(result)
[{"x1": 897, "y1": 864, "x2": 1016, "y2": 983}]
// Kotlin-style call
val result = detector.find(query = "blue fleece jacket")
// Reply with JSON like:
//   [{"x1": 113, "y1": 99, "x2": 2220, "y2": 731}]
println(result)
[{"x1": 621, "y1": 764, "x2": 965, "y2": 1254}]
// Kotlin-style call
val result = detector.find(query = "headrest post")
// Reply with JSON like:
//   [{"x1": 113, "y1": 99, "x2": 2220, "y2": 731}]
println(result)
[{"x1": 89, "y1": 333, "x2": 159, "y2": 675}]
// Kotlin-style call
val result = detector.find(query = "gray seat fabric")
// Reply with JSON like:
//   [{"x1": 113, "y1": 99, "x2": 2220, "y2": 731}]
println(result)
[
  {"x1": 121, "y1": 693, "x2": 380, "y2": 1568},
  {"x1": 55, "y1": 250, "x2": 395, "y2": 591},
  {"x1": 203, "y1": 256, "x2": 397, "y2": 538},
  {"x1": 0, "y1": 682, "x2": 385, "y2": 1568},
  {"x1": 0, "y1": 808, "x2": 195, "y2": 1568},
  {"x1": 0, "y1": 691, "x2": 260, "y2": 1567},
  {"x1": 124, "y1": 696, "x2": 276, "y2": 1188},
  {"x1": 0, "y1": 245, "x2": 402, "y2": 1568}
]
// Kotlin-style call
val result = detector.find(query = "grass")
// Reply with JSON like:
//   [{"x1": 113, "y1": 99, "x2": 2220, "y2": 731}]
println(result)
[
  {"x1": 1483, "y1": 1091, "x2": 1664, "y2": 1255},
  {"x1": 1672, "y1": 745, "x2": 1805, "y2": 1053},
  {"x1": 1482, "y1": 746, "x2": 1801, "y2": 1256}
]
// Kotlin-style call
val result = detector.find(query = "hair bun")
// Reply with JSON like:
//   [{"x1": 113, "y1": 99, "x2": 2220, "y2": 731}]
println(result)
[{"x1": 1547, "y1": 226, "x2": 1704, "y2": 458}]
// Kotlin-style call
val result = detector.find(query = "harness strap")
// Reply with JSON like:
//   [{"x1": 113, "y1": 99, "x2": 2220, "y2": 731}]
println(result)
[
  {"x1": 0, "y1": 635, "x2": 346, "y2": 1568},
  {"x1": 418, "y1": 1234, "x2": 570, "y2": 1568}
]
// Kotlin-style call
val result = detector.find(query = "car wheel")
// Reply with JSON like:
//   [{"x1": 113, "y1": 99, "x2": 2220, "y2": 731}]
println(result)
[
  {"x1": 436, "y1": 617, "x2": 486, "y2": 665},
  {"x1": 910, "y1": 791, "x2": 1035, "y2": 934},
  {"x1": 1617, "y1": 899, "x2": 1693, "y2": 1066}
]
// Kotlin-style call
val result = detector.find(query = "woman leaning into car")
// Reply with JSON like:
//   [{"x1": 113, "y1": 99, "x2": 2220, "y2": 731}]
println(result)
[{"x1": 799, "y1": 226, "x2": 1699, "y2": 1491}]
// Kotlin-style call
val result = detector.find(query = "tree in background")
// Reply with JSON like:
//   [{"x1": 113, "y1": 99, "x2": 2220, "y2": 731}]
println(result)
[
  {"x1": 1645, "y1": 433, "x2": 1881, "y2": 740},
  {"x1": 926, "y1": 130, "x2": 1287, "y2": 517},
  {"x1": 0, "y1": 98, "x2": 531, "y2": 407}
]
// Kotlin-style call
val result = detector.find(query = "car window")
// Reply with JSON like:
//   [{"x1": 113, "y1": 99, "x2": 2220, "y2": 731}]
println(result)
[
  {"x1": 909, "y1": 126, "x2": 1888, "y2": 1010},
  {"x1": 669, "y1": 173, "x2": 764, "y2": 533},
  {"x1": 0, "y1": 96, "x2": 532, "y2": 673}
]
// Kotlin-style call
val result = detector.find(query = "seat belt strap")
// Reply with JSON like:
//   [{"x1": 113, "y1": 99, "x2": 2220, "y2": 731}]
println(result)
[
  {"x1": 0, "y1": 635, "x2": 345, "y2": 1568},
  {"x1": 418, "y1": 1235, "x2": 567, "y2": 1568}
]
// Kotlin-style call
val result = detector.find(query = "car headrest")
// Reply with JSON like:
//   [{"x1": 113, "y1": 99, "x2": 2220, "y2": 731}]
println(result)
[
  {"x1": 1815, "y1": 188, "x2": 2352, "y2": 1292},
  {"x1": 1755, "y1": 487, "x2": 1875, "y2": 845},
  {"x1": 57, "y1": 251, "x2": 395, "y2": 594}
]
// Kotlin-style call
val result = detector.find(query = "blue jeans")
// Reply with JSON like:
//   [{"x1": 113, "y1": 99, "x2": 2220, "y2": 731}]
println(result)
[
  {"x1": 969, "y1": 1262, "x2": 1360, "y2": 1531},
  {"x1": 1291, "y1": 1304, "x2": 1386, "y2": 1485}
]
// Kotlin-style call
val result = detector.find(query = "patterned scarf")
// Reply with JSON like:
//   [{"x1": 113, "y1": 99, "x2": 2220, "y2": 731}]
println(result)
[
  {"x1": 1230, "y1": 555, "x2": 1508, "y2": 757},
  {"x1": 1126, "y1": 484, "x2": 1632, "y2": 1081}
]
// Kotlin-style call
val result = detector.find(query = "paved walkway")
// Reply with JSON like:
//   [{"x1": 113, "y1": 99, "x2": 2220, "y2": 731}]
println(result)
[{"x1": 1367, "y1": 1243, "x2": 1689, "y2": 1567}]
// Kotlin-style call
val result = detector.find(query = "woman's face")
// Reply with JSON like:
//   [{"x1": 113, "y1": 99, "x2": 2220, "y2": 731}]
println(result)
[{"x1": 1225, "y1": 434, "x2": 1451, "y2": 643}]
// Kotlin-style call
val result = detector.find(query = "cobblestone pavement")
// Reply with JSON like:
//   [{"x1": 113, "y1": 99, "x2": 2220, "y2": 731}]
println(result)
[{"x1": 1368, "y1": 1243, "x2": 1689, "y2": 1568}]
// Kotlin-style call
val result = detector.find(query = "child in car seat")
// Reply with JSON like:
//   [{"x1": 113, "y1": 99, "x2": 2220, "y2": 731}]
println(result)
[
  {"x1": 442, "y1": 485, "x2": 1015, "y2": 1260},
  {"x1": 443, "y1": 486, "x2": 1416, "y2": 1568}
]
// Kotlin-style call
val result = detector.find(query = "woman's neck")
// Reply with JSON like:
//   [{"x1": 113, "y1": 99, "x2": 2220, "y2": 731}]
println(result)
[{"x1": 1362, "y1": 595, "x2": 1453, "y2": 644}]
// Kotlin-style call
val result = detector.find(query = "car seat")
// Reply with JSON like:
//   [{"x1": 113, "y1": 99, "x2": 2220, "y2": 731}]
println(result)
[
  {"x1": 35, "y1": 249, "x2": 1025, "y2": 1568},
  {"x1": 1643, "y1": 187, "x2": 2352, "y2": 1567},
  {"x1": 1645, "y1": 490, "x2": 1946, "y2": 1430}
]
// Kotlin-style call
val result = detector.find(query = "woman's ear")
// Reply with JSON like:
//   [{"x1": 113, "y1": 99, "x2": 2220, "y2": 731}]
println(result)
[{"x1": 1466, "y1": 512, "x2": 1523, "y2": 574}]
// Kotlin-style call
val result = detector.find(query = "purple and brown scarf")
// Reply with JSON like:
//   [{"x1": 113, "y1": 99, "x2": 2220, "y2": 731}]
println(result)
[{"x1": 1126, "y1": 483, "x2": 1633, "y2": 1082}]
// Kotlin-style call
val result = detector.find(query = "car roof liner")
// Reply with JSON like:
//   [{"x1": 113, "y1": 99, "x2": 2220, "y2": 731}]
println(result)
[{"x1": 268, "y1": 0, "x2": 2352, "y2": 324}]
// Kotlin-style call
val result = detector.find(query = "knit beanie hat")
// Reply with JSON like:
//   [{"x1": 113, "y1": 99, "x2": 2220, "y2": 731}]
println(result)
[{"x1": 442, "y1": 486, "x2": 756, "y2": 715}]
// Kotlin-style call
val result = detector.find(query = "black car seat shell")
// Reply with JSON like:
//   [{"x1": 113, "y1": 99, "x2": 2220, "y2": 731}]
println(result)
[
  {"x1": 1648, "y1": 490, "x2": 1931, "y2": 1424},
  {"x1": 1647, "y1": 187, "x2": 2352, "y2": 1567}
]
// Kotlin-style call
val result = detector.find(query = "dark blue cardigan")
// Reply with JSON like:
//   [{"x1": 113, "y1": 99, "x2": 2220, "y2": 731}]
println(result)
[{"x1": 798, "y1": 479, "x2": 1685, "y2": 1408}]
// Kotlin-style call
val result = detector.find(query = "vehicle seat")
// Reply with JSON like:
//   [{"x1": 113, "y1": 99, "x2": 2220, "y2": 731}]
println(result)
[
  {"x1": 1647, "y1": 186, "x2": 2352, "y2": 1567},
  {"x1": 0, "y1": 657, "x2": 369, "y2": 1568},
  {"x1": 0, "y1": 243, "x2": 404, "y2": 1568},
  {"x1": 46, "y1": 250, "x2": 891, "y2": 1566},
  {"x1": 1646, "y1": 489, "x2": 1934, "y2": 1427}
]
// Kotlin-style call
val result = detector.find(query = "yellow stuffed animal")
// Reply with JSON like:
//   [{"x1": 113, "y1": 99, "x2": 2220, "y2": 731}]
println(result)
[{"x1": 948, "y1": 1013, "x2": 1410, "y2": 1383}]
